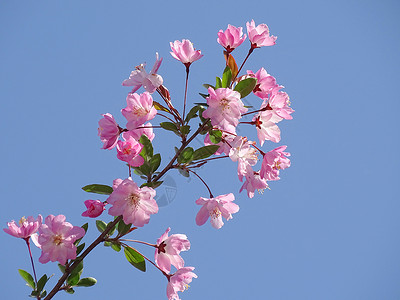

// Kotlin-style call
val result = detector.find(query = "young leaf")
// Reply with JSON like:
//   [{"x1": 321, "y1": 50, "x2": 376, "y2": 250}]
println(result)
[
  {"x1": 178, "y1": 168, "x2": 190, "y2": 177},
  {"x1": 225, "y1": 53, "x2": 238, "y2": 78},
  {"x1": 76, "y1": 277, "x2": 97, "y2": 287},
  {"x1": 203, "y1": 83, "x2": 215, "y2": 90},
  {"x1": 107, "y1": 221, "x2": 117, "y2": 237},
  {"x1": 184, "y1": 106, "x2": 199, "y2": 123},
  {"x1": 82, "y1": 184, "x2": 113, "y2": 195},
  {"x1": 141, "y1": 181, "x2": 163, "y2": 189},
  {"x1": 149, "y1": 154, "x2": 161, "y2": 173},
  {"x1": 124, "y1": 247, "x2": 146, "y2": 272},
  {"x1": 139, "y1": 134, "x2": 153, "y2": 159},
  {"x1": 152, "y1": 100, "x2": 169, "y2": 112},
  {"x1": 111, "y1": 242, "x2": 122, "y2": 252},
  {"x1": 181, "y1": 125, "x2": 191, "y2": 135},
  {"x1": 215, "y1": 77, "x2": 222, "y2": 89},
  {"x1": 117, "y1": 220, "x2": 132, "y2": 236},
  {"x1": 65, "y1": 288, "x2": 75, "y2": 294},
  {"x1": 95, "y1": 220, "x2": 107, "y2": 233},
  {"x1": 76, "y1": 243, "x2": 85, "y2": 256},
  {"x1": 193, "y1": 145, "x2": 220, "y2": 160},
  {"x1": 36, "y1": 274, "x2": 48, "y2": 293},
  {"x1": 199, "y1": 92, "x2": 208, "y2": 99},
  {"x1": 178, "y1": 147, "x2": 194, "y2": 164},
  {"x1": 18, "y1": 269, "x2": 35, "y2": 289},
  {"x1": 81, "y1": 223, "x2": 89, "y2": 233},
  {"x1": 209, "y1": 130, "x2": 222, "y2": 144},
  {"x1": 159, "y1": 122, "x2": 179, "y2": 135},
  {"x1": 221, "y1": 66, "x2": 232, "y2": 88},
  {"x1": 234, "y1": 77, "x2": 257, "y2": 98},
  {"x1": 67, "y1": 272, "x2": 80, "y2": 287},
  {"x1": 70, "y1": 261, "x2": 84, "y2": 277}
]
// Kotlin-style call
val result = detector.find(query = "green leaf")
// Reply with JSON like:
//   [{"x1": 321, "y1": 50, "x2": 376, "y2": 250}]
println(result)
[
  {"x1": 209, "y1": 130, "x2": 222, "y2": 144},
  {"x1": 76, "y1": 277, "x2": 97, "y2": 287},
  {"x1": 111, "y1": 242, "x2": 122, "y2": 252},
  {"x1": 81, "y1": 223, "x2": 88, "y2": 233},
  {"x1": 181, "y1": 125, "x2": 191, "y2": 135},
  {"x1": 159, "y1": 122, "x2": 179, "y2": 135},
  {"x1": 95, "y1": 220, "x2": 107, "y2": 233},
  {"x1": 234, "y1": 77, "x2": 257, "y2": 98},
  {"x1": 221, "y1": 66, "x2": 232, "y2": 88},
  {"x1": 40, "y1": 290, "x2": 47, "y2": 298},
  {"x1": 153, "y1": 100, "x2": 169, "y2": 112},
  {"x1": 108, "y1": 221, "x2": 117, "y2": 237},
  {"x1": 67, "y1": 272, "x2": 80, "y2": 287},
  {"x1": 193, "y1": 145, "x2": 220, "y2": 160},
  {"x1": 199, "y1": 93, "x2": 208, "y2": 99},
  {"x1": 18, "y1": 269, "x2": 35, "y2": 289},
  {"x1": 215, "y1": 77, "x2": 222, "y2": 89},
  {"x1": 117, "y1": 220, "x2": 132, "y2": 236},
  {"x1": 139, "y1": 135, "x2": 153, "y2": 159},
  {"x1": 104, "y1": 241, "x2": 112, "y2": 247},
  {"x1": 178, "y1": 147, "x2": 194, "y2": 164},
  {"x1": 137, "y1": 161, "x2": 152, "y2": 176},
  {"x1": 141, "y1": 181, "x2": 163, "y2": 189},
  {"x1": 149, "y1": 154, "x2": 161, "y2": 173},
  {"x1": 36, "y1": 274, "x2": 48, "y2": 293},
  {"x1": 76, "y1": 243, "x2": 85, "y2": 256},
  {"x1": 30, "y1": 290, "x2": 40, "y2": 297},
  {"x1": 124, "y1": 247, "x2": 146, "y2": 272},
  {"x1": 70, "y1": 261, "x2": 83, "y2": 277},
  {"x1": 184, "y1": 106, "x2": 199, "y2": 123},
  {"x1": 65, "y1": 288, "x2": 75, "y2": 294},
  {"x1": 82, "y1": 184, "x2": 113, "y2": 195}
]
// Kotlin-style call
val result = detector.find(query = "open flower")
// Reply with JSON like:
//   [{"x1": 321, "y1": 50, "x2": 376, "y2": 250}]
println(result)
[
  {"x1": 247, "y1": 68, "x2": 278, "y2": 99},
  {"x1": 170, "y1": 39, "x2": 203, "y2": 67},
  {"x1": 155, "y1": 228, "x2": 190, "y2": 274},
  {"x1": 246, "y1": 20, "x2": 277, "y2": 48},
  {"x1": 240, "y1": 167, "x2": 269, "y2": 198},
  {"x1": 107, "y1": 178, "x2": 158, "y2": 227},
  {"x1": 122, "y1": 92, "x2": 157, "y2": 130},
  {"x1": 167, "y1": 267, "x2": 197, "y2": 300},
  {"x1": 229, "y1": 136, "x2": 258, "y2": 181},
  {"x1": 116, "y1": 132, "x2": 144, "y2": 167},
  {"x1": 195, "y1": 193, "x2": 239, "y2": 229},
  {"x1": 122, "y1": 52, "x2": 163, "y2": 94},
  {"x1": 36, "y1": 215, "x2": 85, "y2": 265},
  {"x1": 98, "y1": 113, "x2": 121, "y2": 150},
  {"x1": 253, "y1": 110, "x2": 281, "y2": 146},
  {"x1": 217, "y1": 24, "x2": 246, "y2": 53},
  {"x1": 260, "y1": 145, "x2": 291, "y2": 181},
  {"x1": 4, "y1": 215, "x2": 42, "y2": 239},
  {"x1": 81, "y1": 200, "x2": 106, "y2": 218}
]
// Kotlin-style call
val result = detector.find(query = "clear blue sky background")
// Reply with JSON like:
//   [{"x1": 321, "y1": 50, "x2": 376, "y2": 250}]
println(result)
[{"x1": 1, "y1": 1, "x2": 399, "y2": 299}]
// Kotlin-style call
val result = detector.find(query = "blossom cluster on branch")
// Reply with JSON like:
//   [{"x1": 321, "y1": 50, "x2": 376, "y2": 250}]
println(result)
[{"x1": 5, "y1": 20, "x2": 293, "y2": 300}]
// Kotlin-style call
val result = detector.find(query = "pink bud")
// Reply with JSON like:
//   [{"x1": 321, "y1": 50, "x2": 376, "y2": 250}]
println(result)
[
  {"x1": 170, "y1": 39, "x2": 203, "y2": 67},
  {"x1": 246, "y1": 20, "x2": 277, "y2": 48},
  {"x1": 217, "y1": 24, "x2": 246, "y2": 53},
  {"x1": 82, "y1": 200, "x2": 106, "y2": 218}
]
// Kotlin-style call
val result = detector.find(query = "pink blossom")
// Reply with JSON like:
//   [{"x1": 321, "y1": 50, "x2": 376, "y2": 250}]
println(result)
[
  {"x1": 122, "y1": 92, "x2": 157, "y2": 130},
  {"x1": 112, "y1": 178, "x2": 123, "y2": 190},
  {"x1": 127, "y1": 122, "x2": 155, "y2": 141},
  {"x1": 167, "y1": 267, "x2": 197, "y2": 300},
  {"x1": 116, "y1": 132, "x2": 144, "y2": 167},
  {"x1": 253, "y1": 110, "x2": 281, "y2": 146},
  {"x1": 240, "y1": 167, "x2": 269, "y2": 198},
  {"x1": 155, "y1": 228, "x2": 190, "y2": 274},
  {"x1": 229, "y1": 136, "x2": 258, "y2": 181},
  {"x1": 217, "y1": 24, "x2": 246, "y2": 53},
  {"x1": 246, "y1": 20, "x2": 277, "y2": 48},
  {"x1": 122, "y1": 52, "x2": 163, "y2": 94},
  {"x1": 4, "y1": 215, "x2": 42, "y2": 239},
  {"x1": 98, "y1": 113, "x2": 121, "y2": 150},
  {"x1": 195, "y1": 193, "x2": 239, "y2": 229},
  {"x1": 107, "y1": 178, "x2": 158, "y2": 227},
  {"x1": 81, "y1": 200, "x2": 105, "y2": 218},
  {"x1": 260, "y1": 146, "x2": 291, "y2": 181},
  {"x1": 170, "y1": 39, "x2": 203, "y2": 67},
  {"x1": 268, "y1": 91, "x2": 294, "y2": 120},
  {"x1": 247, "y1": 68, "x2": 278, "y2": 99},
  {"x1": 36, "y1": 215, "x2": 85, "y2": 265},
  {"x1": 202, "y1": 87, "x2": 247, "y2": 133},
  {"x1": 204, "y1": 131, "x2": 235, "y2": 156}
]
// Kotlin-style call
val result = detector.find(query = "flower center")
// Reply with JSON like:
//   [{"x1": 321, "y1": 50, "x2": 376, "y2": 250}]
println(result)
[
  {"x1": 19, "y1": 216, "x2": 27, "y2": 225},
  {"x1": 210, "y1": 207, "x2": 221, "y2": 219},
  {"x1": 129, "y1": 193, "x2": 140, "y2": 208},
  {"x1": 133, "y1": 107, "x2": 148, "y2": 117},
  {"x1": 53, "y1": 234, "x2": 63, "y2": 246},
  {"x1": 219, "y1": 98, "x2": 230, "y2": 111}
]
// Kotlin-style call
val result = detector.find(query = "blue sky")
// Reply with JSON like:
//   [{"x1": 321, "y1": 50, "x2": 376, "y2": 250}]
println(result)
[{"x1": 1, "y1": 0, "x2": 399, "y2": 299}]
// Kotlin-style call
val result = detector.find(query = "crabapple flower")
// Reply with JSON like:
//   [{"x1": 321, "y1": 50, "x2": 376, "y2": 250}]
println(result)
[
  {"x1": 217, "y1": 24, "x2": 246, "y2": 53},
  {"x1": 116, "y1": 132, "x2": 144, "y2": 167},
  {"x1": 204, "y1": 131, "x2": 235, "y2": 156},
  {"x1": 170, "y1": 39, "x2": 203, "y2": 67},
  {"x1": 112, "y1": 178, "x2": 123, "y2": 190},
  {"x1": 155, "y1": 228, "x2": 190, "y2": 273},
  {"x1": 247, "y1": 68, "x2": 278, "y2": 99},
  {"x1": 195, "y1": 193, "x2": 239, "y2": 229},
  {"x1": 260, "y1": 146, "x2": 291, "y2": 181},
  {"x1": 36, "y1": 215, "x2": 85, "y2": 265},
  {"x1": 122, "y1": 92, "x2": 157, "y2": 130},
  {"x1": 127, "y1": 122, "x2": 155, "y2": 141},
  {"x1": 229, "y1": 136, "x2": 258, "y2": 181},
  {"x1": 122, "y1": 52, "x2": 163, "y2": 94},
  {"x1": 240, "y1": 166, "x2": 269, "y2": 198},
  {"x1": 268, "y1": 90, "x2": 294, "y2": 120},
  {"x1": 253, "y1": 110, "x2": 281, "y2": 145},
  {"x1": 202, "y1": 87, "x2": 247, "y2": 133},
  {"x1": 81, "y1": 200, "x2": 105, "y2": 218},
  {"x1": 167, "y1": 267, "x2": 197, "y2": 300},
  {"x1": 98, "y1": 113, "x2": 121, "y2": 150},
  {"x1": 246, "y1": 20, "x2": 277, "y2": 48},
  {"x1": 107, "y1": 178, "x2": 158, "y2": 227},
  {"x1": 4, "y1": 215, "x2": 42, "y2": 239}
]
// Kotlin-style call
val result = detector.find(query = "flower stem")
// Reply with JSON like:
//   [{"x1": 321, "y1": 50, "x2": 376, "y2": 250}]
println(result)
[
  {"x1": 183, "y1": 66, "x2": 190, "y2": 125},
  {"x1": 119, "y1": 239, "x2": 157, "y2": 248},
  {"x1": 230, "y1": 48, "x2": 254, "y2": 88},
  {"x1": 24, "y1": 238, "x2": 38, "y2": 287},
  {"x1": 186, "y1": 168, "x2": 214, "y2": 198}
]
